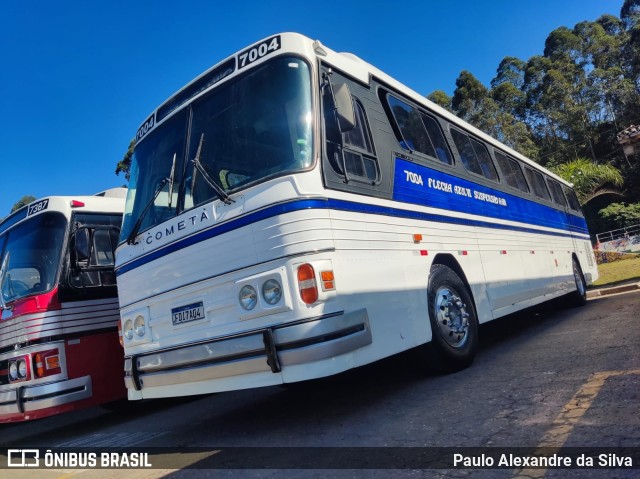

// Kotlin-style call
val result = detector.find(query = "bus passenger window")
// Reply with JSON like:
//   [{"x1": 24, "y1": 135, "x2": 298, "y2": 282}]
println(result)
[
  {"x1": 340, "y1": 99, "x2": 379, "y2": 183},
  {"x1": 494, "y1": 151, "x2": 529, "y2": 192},
  {"x1": 470, "y1": 138, "x2": 499, "y2": 181},
  {"x1": 524, "y1": 167, "x2": 552, "y2": 201},
  {"x1": 547, "y1": 179, "x2": 568, "y2": 207},
  {"x1": 450, "y1": 128, "x2": 498, "y2": 182},
  {"x1": 387, "y1": 95, "x2": 436, "y2": 158},
  {"x1": 564, "y1": 187, "x2": 582, "y2": 211},
  {"x1": 421, "y1": 114, "x2": 453, "y2": 165},
  {"x1": 344, "y1": 100, "x2": 374, "y2": 153}
]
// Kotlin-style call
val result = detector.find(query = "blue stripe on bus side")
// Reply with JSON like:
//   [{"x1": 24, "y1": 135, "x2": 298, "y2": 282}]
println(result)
[
  {"x1": 393, "y1": 158, "x2": 589, "y2": 235},
  {"x1": 115, "y1": 195, "x2": 589, "y2": 277}
]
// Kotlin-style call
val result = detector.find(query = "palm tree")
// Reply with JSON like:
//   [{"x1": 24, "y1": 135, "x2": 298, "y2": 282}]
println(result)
[{"x1": 550, "y1": 158, "x2": 624, "y2": 206}]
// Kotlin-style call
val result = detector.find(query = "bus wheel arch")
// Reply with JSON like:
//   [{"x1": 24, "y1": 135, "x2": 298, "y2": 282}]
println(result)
[{"x1": 422, "y1": 255, "x2": 479, "y2": 372}]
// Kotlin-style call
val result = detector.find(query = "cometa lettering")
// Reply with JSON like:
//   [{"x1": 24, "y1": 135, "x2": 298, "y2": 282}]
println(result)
[{"x1": 145, "y1": 210, "x2": 210, "y2": 245}]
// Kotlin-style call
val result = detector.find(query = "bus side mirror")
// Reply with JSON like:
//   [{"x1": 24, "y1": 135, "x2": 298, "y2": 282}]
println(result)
[
  {"x1": 73, "y1": 228, "x2": 91, "y2": 267},
  {"x1": 333, "y1": 83, "x2": 356, "y2": 133}
]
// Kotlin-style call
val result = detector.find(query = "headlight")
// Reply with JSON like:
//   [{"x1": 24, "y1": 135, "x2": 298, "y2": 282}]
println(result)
[
  {"x1": 18, "y1": 359, "x2": 27, "y2": 378},
  {"x1": 9, "y1": 362, "x2": 18, "y2": 380},
  {"x1": 123, "y1": 319, "x2": 134, "y2": 340},
  {"x1": 239, "y1": 285, "x2": 258, "y2": 310},
  {"x1": 262, "y1": 279, "x2": 282, "y2": 305},
  {"x1": 134, "y1": 315, "x2": 145, "y2": 337}
]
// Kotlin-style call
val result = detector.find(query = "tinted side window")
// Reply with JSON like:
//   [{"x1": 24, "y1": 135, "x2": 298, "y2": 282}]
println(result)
[
  {"x1": 451, "y1": 129, "x2": 482, "y2": 175},
  {"x1": 342, "y1": 98, "x2": 379, "y2": 184},
  {"x1": 344, "y1": 99, "x2": 374, "y2": 153},
  {"x1": 470, "y1": 138, "x2": 499, "y2": 181},
  {"x1": 564, "y1": 187, "x2": 582, "y2": 212},
  {"x1": 387, "y1": 95, "x2": 435, "y2": 157},
  {"x1": 494, "y1": 151, "x2": 529, "y2": 192},
  {"x1": 547, "y1": 179, "x2": 568, "y2": 207},
  {"x1": 450, "y1": 129, "x2": 498, "y2": 181},
  {"x1": 524, "y1": 167, "x2": 551, "y2": 201},
  {"x1": 421, "y1": 114, "x2": 453, "y2": 165},
  {"x1": 386, "y1": 94, "x2": 452, "y2": 165}
]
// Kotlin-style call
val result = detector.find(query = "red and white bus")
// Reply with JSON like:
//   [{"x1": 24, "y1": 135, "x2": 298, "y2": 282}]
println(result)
[{"x1": 0, "y1": 188, "x2": 126, "y2": 422}]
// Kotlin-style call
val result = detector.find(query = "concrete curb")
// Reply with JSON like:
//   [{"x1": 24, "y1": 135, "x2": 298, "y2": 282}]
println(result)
[{"x1": 587, "y1": 282, "x2": 640, "y2": 298}]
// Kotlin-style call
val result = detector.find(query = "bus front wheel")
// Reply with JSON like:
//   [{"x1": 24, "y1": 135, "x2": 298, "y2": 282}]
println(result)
[{"x1": 423, "y1": 264, "x2": 478, "y2": 373}]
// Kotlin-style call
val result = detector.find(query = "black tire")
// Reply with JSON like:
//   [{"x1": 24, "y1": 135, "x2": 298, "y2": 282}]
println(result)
[
  {"x1": 567, "y1": 257, "x2": 587, "y2": 307},
  {"x1": 423, "y1": 264, "x2": 478, "y2": 373}
]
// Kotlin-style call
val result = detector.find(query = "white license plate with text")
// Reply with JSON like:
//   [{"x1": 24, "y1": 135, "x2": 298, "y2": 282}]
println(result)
[{"x1": 172, "y1": 302, "x2": 205, "y2": 325}]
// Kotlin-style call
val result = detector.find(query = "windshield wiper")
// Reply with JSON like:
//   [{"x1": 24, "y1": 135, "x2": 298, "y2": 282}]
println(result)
[
  {"x1": 126, "y1": 177, "x2": 169, "y2": 245},
  {"x1": 0, "y1": 252, "x2": 10, "y2": 311},
  {"x1": 168, "y1": 152, "x2": 177, "y2": 208},
  {"x1": 191, "y1": 133, "x2": 234, "y2": 205}
]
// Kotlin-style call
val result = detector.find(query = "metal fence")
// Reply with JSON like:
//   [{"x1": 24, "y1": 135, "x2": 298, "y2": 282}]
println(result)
[{"x1": 597, "y1": 224, "x2": 640, "y2": 252}]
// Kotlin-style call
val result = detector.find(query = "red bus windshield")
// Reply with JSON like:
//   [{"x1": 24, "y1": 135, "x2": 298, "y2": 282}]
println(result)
[{"x1": 0, "y1": 212, "x2": 67, "y2": 305}]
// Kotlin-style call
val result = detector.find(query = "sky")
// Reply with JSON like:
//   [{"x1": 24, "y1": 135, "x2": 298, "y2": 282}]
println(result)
[{"x1": 0, "y1": 0, "x2": 623, "y2": 218}]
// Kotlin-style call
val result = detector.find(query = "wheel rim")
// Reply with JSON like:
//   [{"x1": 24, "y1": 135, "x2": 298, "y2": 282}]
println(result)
[
  {"x1": 434, "y1": 286, "x2": 470, "y2": 348},
  {"x1": 573, "y1": 262, "x2": 585, "y2": 296}
]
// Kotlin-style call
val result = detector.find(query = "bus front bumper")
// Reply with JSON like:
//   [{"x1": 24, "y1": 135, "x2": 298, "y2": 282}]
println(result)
[
  {"x1": 0, "y1": 376, "x2": 93, "y2": 419},
  {"x1": 125, "y1": 309, "x2": 372, "y2": 394}
]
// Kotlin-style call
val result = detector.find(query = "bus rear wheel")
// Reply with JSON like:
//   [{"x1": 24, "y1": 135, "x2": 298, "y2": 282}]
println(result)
[
  {"x1": 423, "y1": 264, "x2": 478, "y2": 373},
  {"x1": 567, "y1": 258, "x2": 587, "y2": 307}
]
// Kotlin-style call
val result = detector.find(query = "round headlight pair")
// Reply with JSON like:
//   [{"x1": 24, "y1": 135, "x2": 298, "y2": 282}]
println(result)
[
  {"x1": 239, "y1": 279, "x2": 283, "y2": 311},
  {"x1": 9, "y1": 359, "x2": 27, "y2": 380},
  {"x1": 123, "y1": 315, "x2": 145, "y2": 340}
]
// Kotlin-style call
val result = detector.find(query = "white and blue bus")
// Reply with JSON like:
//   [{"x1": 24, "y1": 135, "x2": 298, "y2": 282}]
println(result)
[{"x1": 116, "y1": 33, "x2": 597, "y2": 400}]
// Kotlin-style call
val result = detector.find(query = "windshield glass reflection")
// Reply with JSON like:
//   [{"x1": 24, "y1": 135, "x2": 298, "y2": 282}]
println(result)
[
  {"x1": 0, "y1": 212, "x2": 66, "y2": 303},
  {"x1": 121, "y1": 57, "x2": 313, "y2": 243}
]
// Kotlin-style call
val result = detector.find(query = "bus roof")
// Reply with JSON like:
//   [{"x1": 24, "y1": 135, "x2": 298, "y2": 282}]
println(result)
[
  {"x1": 136, "y1": 32, "x2": 571, "y2": 188},
  {"x1": 0, "y1": 188, "x2": 126, "y2": 236}
]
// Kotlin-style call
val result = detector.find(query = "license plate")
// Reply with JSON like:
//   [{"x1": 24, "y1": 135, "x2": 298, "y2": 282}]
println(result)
[{"x1": 172, "y1": 301, "x2": 205, "y2": 325}]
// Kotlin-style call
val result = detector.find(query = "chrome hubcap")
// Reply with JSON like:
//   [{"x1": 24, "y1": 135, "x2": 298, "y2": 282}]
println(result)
[{"x1": 434, "y1": 287, "x2": 470, "y2": 348}]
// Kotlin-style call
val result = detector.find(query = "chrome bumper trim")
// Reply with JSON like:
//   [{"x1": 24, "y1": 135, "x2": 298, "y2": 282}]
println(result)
[
  {"x1": 0, "y1": 376, "x2": 92, "y2": 416},
  {"x1": 125, "y1": 309, "x2": 371, "y2": 390}
]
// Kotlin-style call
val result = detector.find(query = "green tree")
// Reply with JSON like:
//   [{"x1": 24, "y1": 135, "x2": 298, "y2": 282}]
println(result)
[
  {"x1": 449, "y1": 70, "x2": 537, "y2": 157},
  {"x1": 115, "y1": 139, "x2": 135, "y2": 182},
  {"x1": 427, "y1": 90, "x2": 453, "y2": 112},
  {"x1": 550, "y1": 157, "x2": 624, "y2": 205},
  {"x1": 452, "y1": 71, "x2": 497, "y2": 131},
  {"x1": 425, "y1": 2, "x2": 640, "y2": 213},
  {"x1": 11, "y1": 195, "x2": 36, "y2": 213},
  {"x1": 599, "y1": 202, "x2": 640, "y2": 227}
]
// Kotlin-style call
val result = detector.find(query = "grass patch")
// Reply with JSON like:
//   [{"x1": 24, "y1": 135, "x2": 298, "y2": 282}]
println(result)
[{"x1": 592, "y1": 256, "x2": 640, "y2": 287}]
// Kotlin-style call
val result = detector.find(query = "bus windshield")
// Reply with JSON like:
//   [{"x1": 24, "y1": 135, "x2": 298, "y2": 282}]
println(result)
[
  {"x1": 121, "y1": 56, "x2": 314, "y2": 243},
  {"x1": 0, "y1": 212, "x2": 67, "y2": 304}
]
